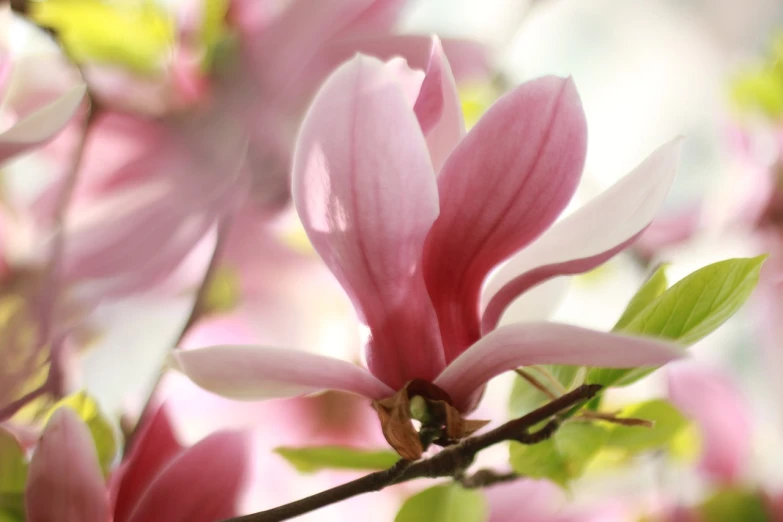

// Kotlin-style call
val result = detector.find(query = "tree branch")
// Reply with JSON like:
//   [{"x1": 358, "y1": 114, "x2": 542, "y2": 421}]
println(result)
[
  {"x1": 456, "y1": 469, "x2": 520, "y2": 489},
  {"x1": 222, "y1": 383, "x2": 602, "y2": 522}
]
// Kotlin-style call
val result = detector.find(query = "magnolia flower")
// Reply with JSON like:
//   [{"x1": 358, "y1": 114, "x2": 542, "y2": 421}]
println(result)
[
  {"x1": 25, "y1": 405, "x2": 248, "y2": 522},
  {"x1": 667, "y1": 363, "x2": 752, "y2": 486},
  {"x1": 0, "y1": 5, "x2": 85, "y2": 165},
  {"x1": 174, "y1": 39, "x2": 684, "y2": 458}
]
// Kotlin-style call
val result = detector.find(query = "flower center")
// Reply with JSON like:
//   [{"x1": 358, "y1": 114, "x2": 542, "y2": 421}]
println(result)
[{"x1": 371, "y1": 379, "x2": 488, "y2": 461}]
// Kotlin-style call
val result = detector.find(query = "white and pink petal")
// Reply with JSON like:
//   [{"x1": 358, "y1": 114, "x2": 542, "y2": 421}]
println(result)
[
  {"x1": 413, "y1": 37, "x2": 465, "y2": 172},
  {"x1": 434, "y1": 322, "x2": 684, "y2": 412},
  {"x1": 423, "y1": 76, "x2": 588, "y2": 361},
  {"x1": 171, "y1": 346, "x2": 395, "y2": 401},
  {"x1": 292, "y1": 54, "x2": 445, "y2": 387},
  {"x1": 481, "y1": 139, "x2": 682, "y2": 333}
]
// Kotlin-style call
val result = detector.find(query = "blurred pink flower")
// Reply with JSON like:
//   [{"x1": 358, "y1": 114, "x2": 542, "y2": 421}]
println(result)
[
  {"x1": 174, "y1": 39, "x2": 683, "y2": 421},
  {"x1": 0, "y1": 6, "x2": 86, "y2": 166},
  {"x1": 635, "y1": 207, "x2": 702, "y2": 260},
  {"x1": 25, "y1": 405, "x2": 249, "y2": 522},
  {"x1": 41, "y1": 0, "x2": 489, "y2": 296},
  {"x1": 667, "y1": 363, "x2": 752, "y2": 486},
  {"x1": 486, "y1": 480, "x2": 633, "y2": 522}
]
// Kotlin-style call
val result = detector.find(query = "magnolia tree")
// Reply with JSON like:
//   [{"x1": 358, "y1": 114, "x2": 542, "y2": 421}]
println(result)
[{"x1": 0, "y1": 1, "x2": 773, "y2": 522}]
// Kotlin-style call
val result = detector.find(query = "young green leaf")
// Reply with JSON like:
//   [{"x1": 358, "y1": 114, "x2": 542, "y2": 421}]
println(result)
[
  {"x1": 509, "y1": 422, "x2": 608, "y2": 487},
  {"x1": 509, "y1": 437, "x2": 566, "y2": 485},
  {"x1": 613, "y1": 264, "x2": 669, "y2": 330},
  {"x1": 0, "y1": 504, "x2": 24, "y2": 522},
  {"x1": 555, "y1": 422, "x2": 610, "y2": 478},
  {"x1": 588, "y1": 256, "x2": 766, "y2": 387},
  {"x1": 274, "y1": 446, "x2": 400, "y2": 474},
  {"x1": 46, "y1": 392, "x2": 117, "y2": 475},
  {"x1": 622, "y1": 256, "x2": 765, "y2": 343},
  {"x1": 0, "y1": 429, "x2": 27, "y2": 520},
  {"x1": 699, "y1": 488, "x2": 769, "y2": 522},
  {"x1": 30, "y1": 0, "x2": 175, "y2": 73},
  {"x1": 0, "y1": 429, "x2": 26, "y2": 496},
  {"x1": 605, "y1": 400, "x2": 687, "y2": 453},
  {"x1": 395, "y1": 484, "x2": 488, "y2": 522}
]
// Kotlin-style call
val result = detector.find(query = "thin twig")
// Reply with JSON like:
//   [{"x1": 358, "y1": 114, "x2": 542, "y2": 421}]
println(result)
[
  {"x1": 221, "y1": 384, "x2": 602, "y2": 522},
  {"x1": 577, "y1": 410, "x2": 654, "y2": 428},
  {"x1": 0, "y1": 385, "x2": 47, "y2": 422},
  {"x1": 455, "y1": 469, "x2": 520, "y2": 489},
  {"x1": 124, "y1": 214, "x2": 233, "y2": 452},
  {"x1": 178, "y1": 215, "x2": 234, "y2": 335},
  {"x1": 37, "y1": 106, "x2": 94, "y2": 357},
  {"x1": 528, "y1": 365, "x2": 568, "y2": 395},
  {"x1": 514, "y1": 368, "x2": 558, "y2": 400},
  {"x1": 11, "y1": 104, "x2": 95, "y2": 415}
]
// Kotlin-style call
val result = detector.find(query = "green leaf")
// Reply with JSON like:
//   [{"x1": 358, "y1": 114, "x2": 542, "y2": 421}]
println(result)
[
  {"x1": 622, "y1": 256, "x2": 765, "y2": 343},
  {"x1": 509, "y1": 437, "x2": 566, "y2": 485},
  {"x1": 613, "y1": 265, "x2": 669, "y2": 330},
  {"x1": 508, "y1": 374, "x2": 550, "y2": 418},
  {"x1": 555, "y1": 422, "x2": 609, "y2": 477},
  {"x1": 588, "y1": 256, "x2": 766, "y2": 387},
  {"x1": 0, "y1": 428, "x2": 27, "y2": 522},
  {"x1": 731, "y1": 64, "x2": 783, "y2": 120},
  {"x1": 699, "y1": 488, "x2": 769, "y2": 522},
  {"x1": 0, "y1": 497, "x2": 23, "y2": 520},
  {"x1": 509, "y1": 366, "x2": 579, "y2": 417},
  {"x1": 606, "y1": 400, "x2": 687, "y2": 453},
  {"x1": 0, "y1": 509, "x2": 23, "y2": 522},
  {"x1": 46, "y1": 392, "x2": 117, "y2": 475},
  {"x1": 395, "y1": 484, "x2": 488, "y2": 522},
  {"x1": 200, "y1": 0, "x2": 230, "y2": 69},
  {"x1": 274, "y1": 446, "x2": 400, "y2": 474},
  {"x1": 31, "y1": 0, "x2": 175, "y2": 74},
  {"x1": 509, "y1": 422, "x2": 608, "y2": 487},
  {"x1": 0, "y1": 429, "x2": 27, "y2": 495}
]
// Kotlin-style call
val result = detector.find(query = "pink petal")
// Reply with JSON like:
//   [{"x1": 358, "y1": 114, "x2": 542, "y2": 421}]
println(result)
[
  {"x1": 62, "y1": 114, "x2": 247, "y2": 295},
  {"x1": 62, "y1": 178, "x2": 218, "y2": 295},
  {"x1": 243, "y1": 0, "x2": 394, "y2": 92},
  {"x1": 322, "y1": 35, "x2": 491, "y2": 84},
  {"x1": 0, "y1": 84, "x2": 86, "y2": 165},
  {"x1": 112, "y1": 406, "x2": 184, "y2": 522},
  {"x1": 26, "y1": 408, "x2": 109, "y2": 522},
  {"x1": 422, "y1": 76, "x2": 587, "y2": 362},
  {"x1": 413, "y1": 37, "x2": 465, "y2": 173},
  {"x1": 481, "y1": 139, "x2": 682, "y2": 333},
  {"x1": 634, "y1": 205, "x2": 701, "y2": 258},
  {"x1": 126, "y1": 431, "x2": 249, "y2": 522},
  {"x1": 180, "y1": 315, "x2": 262, "y2": 349},
  {"x1": 667, "y1": 363, "x2": 751, "y2": 485},
  {"x1": 32, "y1": 113, "x2": 164, "y2": 227},
  {"x1": 0, "y1": 51, "x2": 12, "y2": 103},
  {"x1": 330, "y1": 0, "x2": 406, "y2": 35},
  {"x1": 487, "y1": 480, "x2": 564, "y2": 522},
  {"x1": 172, "y1": 346, "x2": 395, "y2": 400},
  {"x1": 292, "y1": 54, "x2": 445, "y2": 388},
  {"x1": 434, "y1": 322, "x2": 684, "y2": 412}
]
